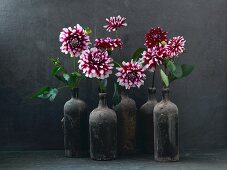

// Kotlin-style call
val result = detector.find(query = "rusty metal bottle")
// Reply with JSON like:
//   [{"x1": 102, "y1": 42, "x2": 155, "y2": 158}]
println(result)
[
  {"x1": 154, "y1": 88, "x2": 179, "y2": 161},
  {"x1": 114, "y1": 89, "x2": 137, "y2": 155},
  {"x1": 89, "y1": 93, "x2": 117, "y2": 160},
  {"x1": 63, "y1": 88, "x2": 89, "y2": 157},
  {"x1": 138, "y1": 87, "x2": 157, "y2": 153}
]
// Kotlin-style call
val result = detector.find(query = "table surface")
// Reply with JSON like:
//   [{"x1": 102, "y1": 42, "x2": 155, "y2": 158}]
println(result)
[{"x1": 0, "y1": 150, "x2": 226, "y2": 170}]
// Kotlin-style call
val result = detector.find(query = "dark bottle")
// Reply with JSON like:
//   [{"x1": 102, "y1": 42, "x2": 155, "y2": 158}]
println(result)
[
  {"x1": 89, "y1": 93, "x2": 117, "y2": 161},
  {"x1": 63, "y1": 88, "x2": 89, "y2": 157},
  {"x1": 154, "y1": 88, "x2": 179, "y2": 161},
  {"x1": 114, "y1": 89, "x2": 137, "y2": 155},
  {"x1": 138, "y1": 87, "x2": 157, "y2": 153}
]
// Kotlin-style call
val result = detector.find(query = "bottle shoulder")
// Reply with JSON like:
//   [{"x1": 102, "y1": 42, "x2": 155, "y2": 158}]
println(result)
[
  {"x1": 154, "y1": 99, "x2": 178, "y2": 115},
  {"x1": 89, "y1": 106, "x2": 117, "y2": 123}
]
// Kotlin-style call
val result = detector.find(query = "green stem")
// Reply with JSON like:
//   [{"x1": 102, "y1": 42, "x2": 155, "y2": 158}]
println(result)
[
  {"x1": 73, "y1": 57, "x2": 76, "y2": 72},
  {"x1": 115, "y1": 29, "x2": 118, "y2": 38},
  {"x1": 98, "y1": 79, "x2": 103, "y2": 93},
  {"x1": 57, "y1": 85, "x2": 68, "y2": 90},
  {"x1": 75, "y1": 78, "x2": 81, "y2": 88},
  {"x1": 176, "y1": 57, "x2": 180, "y2": 64},
  {"x1": 152, "y1": 71, "x2": 156, "y2": 88}
]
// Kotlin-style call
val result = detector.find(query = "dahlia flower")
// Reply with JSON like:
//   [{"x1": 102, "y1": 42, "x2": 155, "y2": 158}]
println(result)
[
  {"x1": 104, "y1": 15, "x2": 127, "y2": 32},
  {"x1": 78, "y1": 47, "x2": 113, "y2": 79},
  {"x1": 95, "y1": 37, "x2": 122, "y2": 50},
  {"x1": 145, "y1": 27, "x2": 168, "y2": 48},
  {"x1": 141, "y1": 45, "x2": 167, "y2": 71},
  {"x1": 116, "y1": 60, "x2": 146, "y2": 89},
  {"x1": 167, "y1": 36, "x2": 186, "y2": 57},
  {"x1": 59, "y1": 24, "x2": 90, "y2": 57}
]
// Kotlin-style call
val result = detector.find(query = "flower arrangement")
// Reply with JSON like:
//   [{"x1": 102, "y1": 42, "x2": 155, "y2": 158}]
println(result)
[
  {"x1": 32, "y1": 24, "x2": 92, "y2": 101},
  {"x1": 140, "y1": 27, "x2": 193, "y2": 88},
  {"x1": 32, "y1": 16, "x2": 193, "y2": 104},
  {"x1": 32, "y1": 15, "x2": 130, "y2": 101}
]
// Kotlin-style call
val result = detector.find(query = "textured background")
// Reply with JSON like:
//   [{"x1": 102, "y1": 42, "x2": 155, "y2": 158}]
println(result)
[{"x1": 0, "y1": 0, "x2": 226, "y2": 151}]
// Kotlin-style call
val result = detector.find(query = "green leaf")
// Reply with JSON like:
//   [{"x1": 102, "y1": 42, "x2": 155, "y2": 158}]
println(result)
[
  {"x1": 32, "y1": 86, "x2": 50, "y2": 99},
  {"x1": 132, "y1": 48, "x2": 146, "y2": 61},
  {"x1": 72, "y1": 71, "x2": 82, "y2": 77},
  {"x1": 63, "y1": 73, "x2": 70, "y2": 81},
  {"x1": 85, "y1": 27, "x2": 92, "y2": 35},
  {"x1": 166, "y1": 59, "x2": 176, "y2": 73},
  {"x1": 169, "y1": 73, "x2": 177, "y2": 83},
  {"x1": 181, "y1": 64, "x2": 194, "y2": 78},
  {"x1": 160, "y1": 69, "x2": 169, "y2": 87},
  {"x1": 63, "y1": 72, "x2": 82, "y2": 89},
  {"x1": 48, "y1": 88, "x2": 58, "y2": 102},
  {"x1": 113, "y1": 60, "x2": 121, "y2": 68},
  {"x1": 112, "y1": 83, "x2": 122, "y2": 106},
  {"x1": 173, "y1": 64, "x2": 183, "y2": 78},
  {"x1": 55, "y1": 75, "x2": 67, "y2": 83},
  {"x1": 68, "y1": 73, "x2": 78, "y2": 87},
  {"x1": 50, "y1": 57, "x2": 61, "y2": 66},
  {"x1": 51, "y1": 66, "x2": 63, "y2": 76}
]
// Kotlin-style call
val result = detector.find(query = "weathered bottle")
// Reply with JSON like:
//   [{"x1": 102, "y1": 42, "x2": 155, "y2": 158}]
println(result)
[
  {"x1": 138, "y1": 87, "x2": 157, "y2": 153},
  {"x1": 154, "y1": 88, "x2": 179, "y2": 161},
  {"x1": 63, "y1": 88, "x2": 89, "y2": 157},
  {"x1": 114, "y1": 89, "x2": 137, "y2": 155},
  {"x1": 89, "y1": 93, "x2": 117, "y2": 160}
]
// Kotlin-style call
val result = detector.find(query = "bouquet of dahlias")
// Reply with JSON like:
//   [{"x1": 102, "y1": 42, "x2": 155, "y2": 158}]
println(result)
[
  {"x1": 100, "y1": 16, "x2": 147, "y2": 105},
  {"x1": 140, "y1": 27, "x2": 194, "y2": 88},
  {"x1": 32, "y1": 24, "x2": 92, "y2": 101},
  {"x1": 78, "y1": 15, "x2": 128, "y2": 92}
]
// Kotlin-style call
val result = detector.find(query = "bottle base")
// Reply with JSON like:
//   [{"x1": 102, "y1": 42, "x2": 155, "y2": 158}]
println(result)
[
  {"x1": 154, "y1": 155, "x2": 179, "y2": 162},
  {"x1": 65, "y1": 149, "x2": 89, "y2": 158},
  {"x1": 90, "y1": 154, "x2": 117, "y2": 161}
]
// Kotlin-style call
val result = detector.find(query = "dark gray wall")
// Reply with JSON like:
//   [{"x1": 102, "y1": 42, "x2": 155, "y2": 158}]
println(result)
[{"x1": 0, "y1": 0, "x2": 226, "y2": 151}]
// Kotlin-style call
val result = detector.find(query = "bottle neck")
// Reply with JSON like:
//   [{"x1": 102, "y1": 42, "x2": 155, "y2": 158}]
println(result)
[
  {"x1": 121, "y1": 88, "x2": 129, "y2": 98},
  {"x1": 162, "y1": 88, "x2": 170, "y2": 100},
  {"x1": 148, "y1": 87, "x2": 156, "y2": 100},
  {"x1": 98, "y1": 93, "x2": 107, "y2": 108},
  {"x1": 71, "y1": 88, "x2": 79, "y2": 99}
]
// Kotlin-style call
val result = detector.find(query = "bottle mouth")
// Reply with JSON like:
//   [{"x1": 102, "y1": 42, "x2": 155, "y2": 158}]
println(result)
[
  {"x1": 148, "y1": 87, "x2": 156, "y2": 93},
  {"x1": 72, "y1": 88, "x2": 79, "y2": 98},
  {"x1": 99, "y1": 93, "x2": 107, "y2": 98},
  {"x1": 162, "y1": 88, "x2": 169, "y2": 92}
]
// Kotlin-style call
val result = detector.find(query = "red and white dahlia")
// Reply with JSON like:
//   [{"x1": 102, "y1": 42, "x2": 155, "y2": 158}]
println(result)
[
  {"x1": 95, "y1": 37, "x2": 122, "y2": 50},
  {"x1": 145, "y1": 27, "x2": 168, "y2": 48},
  {"x1": 167, "y1": 36, "x2": 186, "y2": 57},
  {"x1": 141, "y1": 45, "x2": 168, "y2": 71},
  {"x1": 78, "y1": 47, "x2": 113, "y2": 79},
  {"x1": 104, "y1": 15, "x2": 127, "y2": 32},
  {"x1": 116, "y1": 60, "x2": 146, "y2": 89},
  {"x1": 59, "y1": 24, "x2": 90, "y2": 57}
]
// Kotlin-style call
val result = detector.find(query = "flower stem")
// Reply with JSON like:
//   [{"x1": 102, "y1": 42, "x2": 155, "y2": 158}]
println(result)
[
  {"x1": 152, "y1": 71, "x2": 156, "y2": 88},
  {"x1": 115, "y1": 29, "x2": 118, "y2": 38},
  {"x1": 57, "y1": 85, "x2": 68, "y2": 90},
  {"x1": 176, "y1": 57, "x2": 180, "y2": 64},
  {"x1": 98, "y1": 79, "x2": 103, "y2": 93},
  {"x1": 73, "y1": 57, "x2": 76, "y2": 72}
]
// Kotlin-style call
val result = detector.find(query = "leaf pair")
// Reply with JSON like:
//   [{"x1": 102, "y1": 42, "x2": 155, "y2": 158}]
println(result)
[
  {"x1": 50, "y1": 57, "x2": 68, "y2": 84},
  {"x1": 160, "y1": 58, "x2": 194, "y2": 87},
  {"x1": 63, "y1": 72, "x2": 84, "y2": 89},
  {"x1": 32, "y1": 86, "x2": 58, "y2": 102}
]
